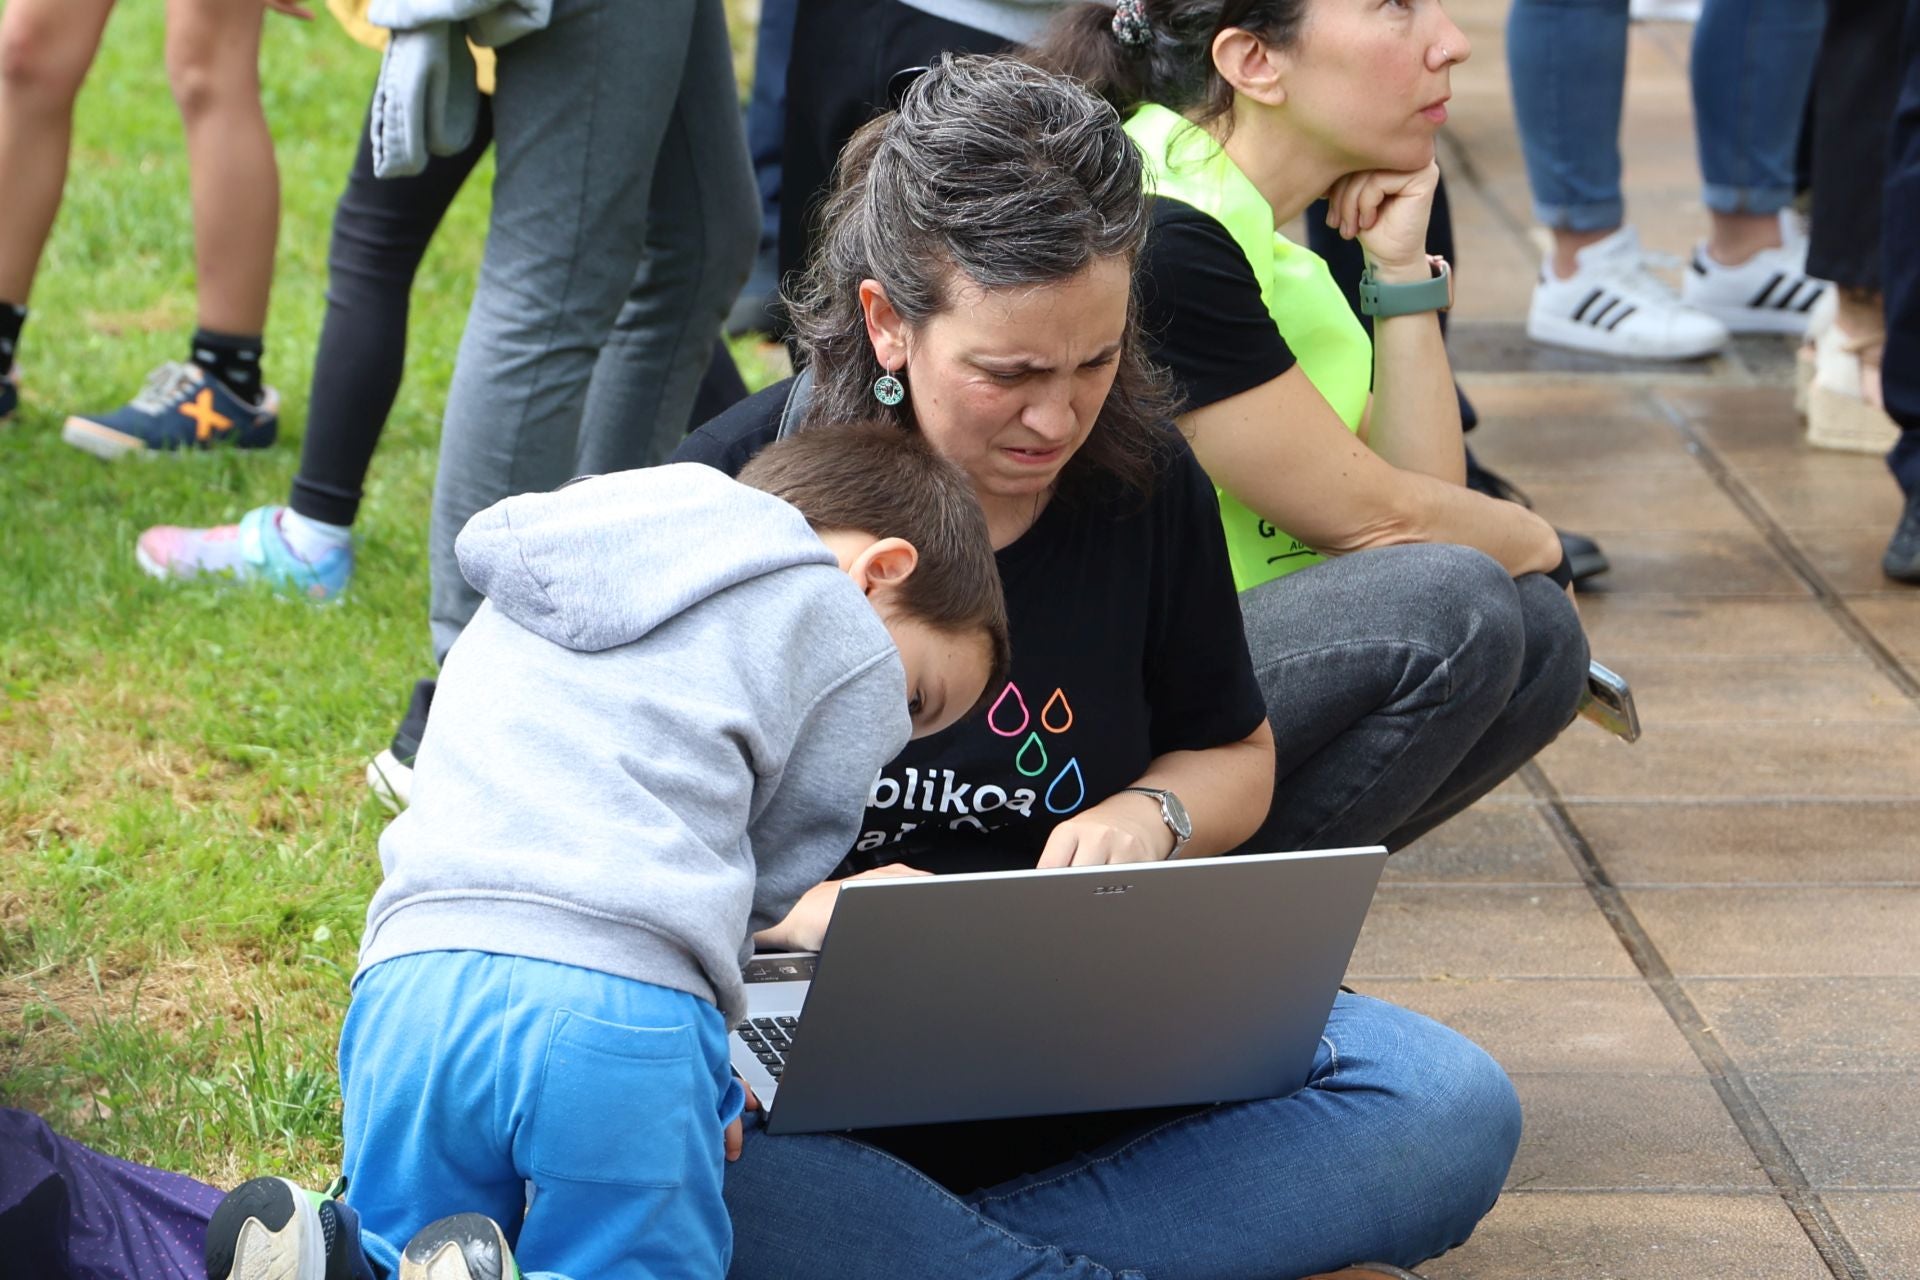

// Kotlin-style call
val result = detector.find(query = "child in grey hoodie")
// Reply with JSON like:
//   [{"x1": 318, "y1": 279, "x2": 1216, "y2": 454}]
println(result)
[{"x1": 204, "y1": 422, "x2": 1009, "y2": 1280}]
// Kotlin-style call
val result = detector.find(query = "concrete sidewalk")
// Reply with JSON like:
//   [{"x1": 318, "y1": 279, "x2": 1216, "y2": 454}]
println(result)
[{"x1": 1371, "y1": 6, "x2": 1919, "y2": 1277}]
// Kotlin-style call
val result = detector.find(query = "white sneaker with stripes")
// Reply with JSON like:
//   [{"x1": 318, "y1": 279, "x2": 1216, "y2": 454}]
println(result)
[
  {"x1": 1681, "y1": 218, "x2": 1829, "y2": 335},
  {"x1": 1527, "y1": 226, "x2": 1730, "y2": 360}
]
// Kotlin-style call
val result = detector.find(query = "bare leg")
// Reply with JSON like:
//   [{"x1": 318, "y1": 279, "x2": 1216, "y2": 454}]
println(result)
[
  {"x1": 1705, "y1": 208, "x2": 1784, "y2": 266},
  {"x1": 164, "y1": 0, "x2": 276, "y2": 335},
  {"x1": 0, "y1": 0, "x2": 115, "y2": 305},
  {"x1": 1549, "y1": 226, "x2": 1618, "y2": 279}
]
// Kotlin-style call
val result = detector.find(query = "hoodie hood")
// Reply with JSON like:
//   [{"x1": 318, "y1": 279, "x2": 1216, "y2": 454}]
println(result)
[{"x1": 456, "y1": 463, "x2": 839, "y2": 653}]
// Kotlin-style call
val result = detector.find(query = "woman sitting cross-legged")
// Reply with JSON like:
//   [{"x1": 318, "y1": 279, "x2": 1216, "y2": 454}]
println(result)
[{"x1": 675, "y1": 53, "x2": 1521, "y2": 1280}]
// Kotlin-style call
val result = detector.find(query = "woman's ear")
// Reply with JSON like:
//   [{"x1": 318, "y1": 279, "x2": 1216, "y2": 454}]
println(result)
[
  {"x1": 1212, "y1": 27, "x2": 1289, "y2": 107},
  {"x1": 858, "y1": 279, "x2": 910, "y2": 372},
  {"x1": 848, "y1": 535, "x2": 920, "y2": 594}
]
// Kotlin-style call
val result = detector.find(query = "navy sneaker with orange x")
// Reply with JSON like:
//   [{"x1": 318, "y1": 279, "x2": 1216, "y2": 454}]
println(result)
[{"x1": 62, "y1": 361, "x2": 277, "y2": 458}]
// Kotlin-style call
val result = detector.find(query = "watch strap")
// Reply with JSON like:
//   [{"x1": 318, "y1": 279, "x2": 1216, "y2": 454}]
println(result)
[
  {"x1": 1358, "y1": 257, "x2": 1452, "y2": 317},
  {"x1": 1122, "y1": 786, "x2": 1191, "y2": 856}
]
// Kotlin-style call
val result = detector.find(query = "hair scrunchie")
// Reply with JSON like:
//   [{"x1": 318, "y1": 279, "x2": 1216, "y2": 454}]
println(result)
[{"x1": 1111, "y1": 0, "x2": 1152, "y2": 46}]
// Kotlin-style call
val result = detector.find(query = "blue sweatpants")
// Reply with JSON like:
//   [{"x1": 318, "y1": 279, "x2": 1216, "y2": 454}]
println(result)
[{"x1": 339, "y1": 951, "x2": 743, "y2": 1280}]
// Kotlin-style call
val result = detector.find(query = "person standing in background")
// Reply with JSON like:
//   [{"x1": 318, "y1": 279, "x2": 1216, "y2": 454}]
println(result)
[{"x1": 0, "y1": 0, "x2": 308, "y2": 454}]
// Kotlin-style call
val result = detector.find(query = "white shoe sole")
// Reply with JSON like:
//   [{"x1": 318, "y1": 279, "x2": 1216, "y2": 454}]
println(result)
[
  {"x1": 1527, "y1": 312, "x2": 1727, "y2": 361},
  {"x1": 1687, "y1": 303, "x2": 1817, "y2": 337},
  {"x1": 62, "y1": 416, "x2": 147, "y2": 460},
  {"x1": 368, "y1": 748, "x2": 412, "y2": 812}
]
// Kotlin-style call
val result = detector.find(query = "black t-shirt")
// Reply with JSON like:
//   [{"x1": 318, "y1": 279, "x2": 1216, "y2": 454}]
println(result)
[
  {"x1": 674, "y1": 381, "x2": 1267, "y2": 878},
  {"x1": 1138, "y1": 195, "x2": 1298, "y2": 413}
]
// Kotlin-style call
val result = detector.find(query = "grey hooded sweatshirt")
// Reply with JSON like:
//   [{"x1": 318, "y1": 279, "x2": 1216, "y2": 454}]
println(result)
[{"x1": 357, "y1": 464, "x2": 911, "y2": 1025}]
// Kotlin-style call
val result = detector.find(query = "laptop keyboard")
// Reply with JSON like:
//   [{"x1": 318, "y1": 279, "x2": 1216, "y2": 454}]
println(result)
[{"x1": 734, "y1": 1016, "x2": 799, "y2": 1077}]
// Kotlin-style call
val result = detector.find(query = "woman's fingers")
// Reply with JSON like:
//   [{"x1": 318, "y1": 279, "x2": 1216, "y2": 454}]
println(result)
[{"x1": 724, "y1": 1116, "x2": 744, "y2": 1162}]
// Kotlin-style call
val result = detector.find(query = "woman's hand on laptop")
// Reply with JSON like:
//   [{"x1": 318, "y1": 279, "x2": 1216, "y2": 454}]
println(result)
[
  {"x1": 754, "y1": 864, "x2": 934, "y2": 953},
  {"x1": 1034, "y1": 795, "x2": 1175, "y2": 869}
]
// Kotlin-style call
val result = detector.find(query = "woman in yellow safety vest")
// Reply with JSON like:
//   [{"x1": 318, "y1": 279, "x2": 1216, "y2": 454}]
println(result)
[{"x1": 1034, "y1": 0, "x2": 1591, "y2": 856}]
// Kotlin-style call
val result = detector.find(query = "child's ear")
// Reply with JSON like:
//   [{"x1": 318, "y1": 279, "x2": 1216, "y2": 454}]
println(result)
[
  {"x1": 849, "y1": 536, "x2": 919, "y2": 594},
  {"x1": 859, "y1": 280, "x2": 910, "y2": 372}
]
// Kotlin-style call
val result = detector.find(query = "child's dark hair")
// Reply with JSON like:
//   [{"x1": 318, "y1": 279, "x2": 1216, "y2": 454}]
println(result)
[
  {"x1": 1028, "y1": 1, "x2": 1308, "y2": 127},
  {"x1": 738, "y1": 421, "x2": 1012, "y2": 711}
]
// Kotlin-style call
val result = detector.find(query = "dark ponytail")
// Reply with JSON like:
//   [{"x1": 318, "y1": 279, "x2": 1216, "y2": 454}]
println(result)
[{"x1": 1028, "y1": 0, "x2": 1310, "y2": 125}]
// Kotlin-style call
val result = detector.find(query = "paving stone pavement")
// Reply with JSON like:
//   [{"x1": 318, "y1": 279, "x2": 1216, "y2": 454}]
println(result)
[{"x1": 1366, "y1": 4, "x2": 1919, "y2": 1277}]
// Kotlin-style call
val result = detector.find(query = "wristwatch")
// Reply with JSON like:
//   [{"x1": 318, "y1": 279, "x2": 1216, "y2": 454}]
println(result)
[
  {"x1": 1358, "y1": 255, "x2": 1453, "y2": 317},
  {"x1": 1122, "y1": 786, "x2": 1193, "y2": 858}
]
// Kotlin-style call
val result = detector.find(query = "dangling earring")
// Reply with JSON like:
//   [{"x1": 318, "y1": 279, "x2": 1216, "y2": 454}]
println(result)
[{"x1": 873, "y1": 370, "x2": 906, "y2": 406}]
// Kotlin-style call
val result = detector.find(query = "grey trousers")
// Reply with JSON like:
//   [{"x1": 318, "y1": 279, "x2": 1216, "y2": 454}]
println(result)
[
  {"x1": 428, "y1": 0, "x2": 759, "y2": 660},
  {"x1": 1234, "y1": 543, "x2": 1590, "y2": 854}
]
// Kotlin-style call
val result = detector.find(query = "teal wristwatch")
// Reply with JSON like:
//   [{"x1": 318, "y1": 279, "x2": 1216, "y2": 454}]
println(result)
[{"x1": 1358, "y1": 255, "x2": 1453, "y2": 318}]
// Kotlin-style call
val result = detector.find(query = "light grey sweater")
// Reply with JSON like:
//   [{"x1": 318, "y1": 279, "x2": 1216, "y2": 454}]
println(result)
[{"x1": 358, "y1": 465, "x2": 910, "y2": 1025}]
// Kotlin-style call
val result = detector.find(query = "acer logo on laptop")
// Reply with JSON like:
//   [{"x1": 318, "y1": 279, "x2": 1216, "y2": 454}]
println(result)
[{"x1": 1093, "y1": 883, "x2": 1133, "y2": 896}]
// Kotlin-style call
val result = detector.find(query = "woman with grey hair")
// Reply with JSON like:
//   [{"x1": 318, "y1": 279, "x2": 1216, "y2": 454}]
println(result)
[{"x1": 677, "y1": 53, "x2": 1518, "y2": 1279}]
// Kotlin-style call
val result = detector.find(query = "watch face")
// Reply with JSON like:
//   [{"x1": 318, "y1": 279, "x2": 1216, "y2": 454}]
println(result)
[{"x1": 1162, "y1": 790, "x2": 1193, "y2": 839}]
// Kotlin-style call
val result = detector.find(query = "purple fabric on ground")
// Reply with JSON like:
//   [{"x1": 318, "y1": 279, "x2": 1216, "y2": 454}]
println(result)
[{"x1": 0, "y1": 1107, "x2": 222, "y2": 1280}]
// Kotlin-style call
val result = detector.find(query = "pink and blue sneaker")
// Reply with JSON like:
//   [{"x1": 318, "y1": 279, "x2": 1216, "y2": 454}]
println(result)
[
  {"x1": 136, "y1": 505, "x2": 352, "y2": 603},
  {"x1": 62, "y1": 361, "x2": 277, "y2": 458}
]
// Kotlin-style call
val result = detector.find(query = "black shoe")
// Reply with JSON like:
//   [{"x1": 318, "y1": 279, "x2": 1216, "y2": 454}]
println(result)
[
  {"x1": 1886, "y1": 490, "x2": 1920, "y2": 584},
  {"x1": 1464, "y1": 455, "x2": 1611, "y2": 585},
  {"x1": 367, "y1": 677, "x2": 434, "y2": 811}
]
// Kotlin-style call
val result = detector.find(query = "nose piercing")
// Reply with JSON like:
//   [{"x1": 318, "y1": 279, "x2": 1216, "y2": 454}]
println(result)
[{"x1": 1439, "y1": 44, "x2": 1452, "y2": 60}]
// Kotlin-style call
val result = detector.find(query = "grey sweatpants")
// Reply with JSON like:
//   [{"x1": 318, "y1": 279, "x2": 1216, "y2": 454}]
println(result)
[
  {"x1": 428, "y1": 0, "x2": 758, "y2": 660},
  {"x1": 1235, "y1": 543, "x2": 1590, "y2": 854}
]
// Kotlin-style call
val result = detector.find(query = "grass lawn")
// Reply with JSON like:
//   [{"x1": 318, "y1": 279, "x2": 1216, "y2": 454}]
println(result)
[{"x1": 0, "y1": 1, "x2": 778, "y2": 1187}]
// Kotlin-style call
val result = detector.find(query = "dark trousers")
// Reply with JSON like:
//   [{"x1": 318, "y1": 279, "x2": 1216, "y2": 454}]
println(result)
[
  {"x1": 1807, "y1": 0, "x2": 1904, "y2": 290},
  {"x1": 1886, "y1": 0, "x2": 1920, "y2": 493},
  {"x1": 291, "y1": 101, "x2": 495, "y2": 527},
  {"x1": 295, "y1": 97, "x2": 745, "y2": 529},
  {"x1": 778, "y1": 0, "x2": 1005, "y2": 283}
]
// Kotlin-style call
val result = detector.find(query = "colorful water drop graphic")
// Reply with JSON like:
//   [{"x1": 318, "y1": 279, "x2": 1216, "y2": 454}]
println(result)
[
  {"x1": 1040, "y1": 688, "x2": 1074, "y2": 734},
  {"x1": 1045, "y1": 758, "x2": 1086, "y2": 814},
  {"x1": 1014, "y1": 731, "x2": 1050, "y2": 777},
  {"x1": 987, "y1": 682, "x2": 1030, "y2": 738}
]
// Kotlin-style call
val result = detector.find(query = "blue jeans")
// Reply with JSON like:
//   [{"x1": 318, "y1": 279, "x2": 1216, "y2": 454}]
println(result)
[
  {"x1": 339, "y1": 952, "x2": 744, "y2": 1280},
  {"x1": 1507, "y1": 0, "x2": 1824, "y2": 229},
  {"x1": 720, "y1": 994, "x2": 1521, "y2": 1279}
]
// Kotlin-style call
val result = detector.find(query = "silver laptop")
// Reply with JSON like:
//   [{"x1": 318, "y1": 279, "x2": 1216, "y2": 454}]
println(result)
[{"x1": 730, "y1": 847, "x2": 1386, "y2": 1135}]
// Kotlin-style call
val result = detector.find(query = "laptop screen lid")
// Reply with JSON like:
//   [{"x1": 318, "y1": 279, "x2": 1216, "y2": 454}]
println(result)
[{"x1": 758, "y1": 846, "x2": 1385, "y2": 1135}]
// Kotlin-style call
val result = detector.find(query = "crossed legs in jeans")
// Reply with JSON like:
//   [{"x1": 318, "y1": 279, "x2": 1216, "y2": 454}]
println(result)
[
  {"x1": 721, "y1": 993, "x2": 1521, "y2": 1279},
  {"x1": 1235, "y1": 543, "x2": 1589, "y2": 854}
]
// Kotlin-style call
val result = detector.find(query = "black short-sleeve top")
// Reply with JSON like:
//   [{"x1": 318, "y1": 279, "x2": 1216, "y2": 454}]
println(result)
[{"x1": 674, "y1": 381, "x2": 1267, "y2": 876}]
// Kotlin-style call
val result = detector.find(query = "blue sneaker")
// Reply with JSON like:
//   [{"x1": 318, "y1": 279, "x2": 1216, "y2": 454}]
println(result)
[
  {"x1": 135, "y1": 504, "x2": 352, "y2": 602},
  {"x1": 205, "y1": 1175, "x2": 378, "y2": 1280},
  {"x1": 61, "y1": 361, "x2": 277, "y2": 458},
  {"x1": 0, "y1": 365, "x2": 17, "y2": 424}
]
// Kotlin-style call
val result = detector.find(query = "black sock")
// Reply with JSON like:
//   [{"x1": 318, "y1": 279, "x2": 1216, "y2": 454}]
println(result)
[
  {"x1": 0, "y1": 303, "x2": 25, "y2": 371},
  {"x1": 190, "y1": 328, "x2": 264, "y2": 405}
]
